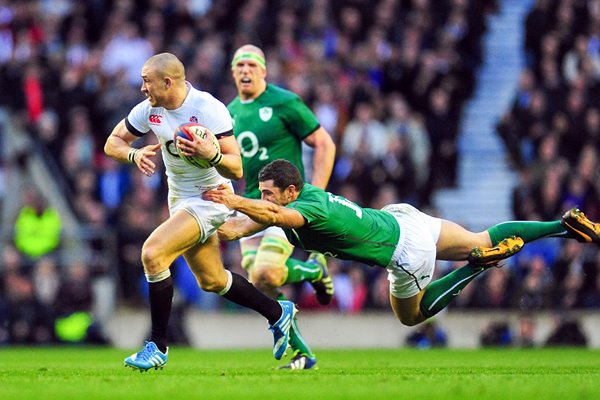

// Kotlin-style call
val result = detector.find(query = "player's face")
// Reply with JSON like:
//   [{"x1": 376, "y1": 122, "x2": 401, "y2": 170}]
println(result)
[
  {"x1": 259, "y1": 180, "x2": 291, "y2": 206},
  {"x1": 140, "y1": 66, "x2": 167, "y2": 107},
  {"x1": 232, "y1": 58, "x2": 266, "y2": 100}
]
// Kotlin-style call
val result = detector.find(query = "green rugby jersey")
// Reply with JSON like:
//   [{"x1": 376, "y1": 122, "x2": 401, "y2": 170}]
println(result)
[
  {"x1": 228, "y1": 84, "x2": 320, "y2": 199},
  {"x1": 285, "y1": 184, "x2": 401, "y2": 267}
]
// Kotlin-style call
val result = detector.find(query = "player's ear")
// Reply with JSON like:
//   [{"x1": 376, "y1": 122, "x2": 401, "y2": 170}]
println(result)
[
  {"x1": 164, "y1": 78, "x2": 171, "y2": 89},
  {"x1": 286, "y1": 185, "x2": 297, "y2": 199}
]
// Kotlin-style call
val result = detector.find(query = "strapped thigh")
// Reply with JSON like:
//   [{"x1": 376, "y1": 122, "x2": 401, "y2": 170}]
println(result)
[{"x1": 254, "y1": 235, "x2": 294, "y2": 270}]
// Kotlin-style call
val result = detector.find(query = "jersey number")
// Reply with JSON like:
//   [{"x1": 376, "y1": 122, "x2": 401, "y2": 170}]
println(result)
[
  {"x1": 327, "y1": 193, "x2": 363, "y2": 218},
  {"x1": 237, "y1": 131, "x2": 269, "y2": 160}
]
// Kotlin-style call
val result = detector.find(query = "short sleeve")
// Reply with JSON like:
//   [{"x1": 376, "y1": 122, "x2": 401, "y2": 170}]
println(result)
[
  {"x1": 287, "y1": 200, "x2": 326, "y2": 224},
  {"x1": 203, "y1": 96, "x2": 233, "y2": 135},
  {"x1": 126, "y1": 100, "x2": 151, "y2": 136},
  {"x1": 279, "y1": 97, "x2": 320, "y2": 140}
]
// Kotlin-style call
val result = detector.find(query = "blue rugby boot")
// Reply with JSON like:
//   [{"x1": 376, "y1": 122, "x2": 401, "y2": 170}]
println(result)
[
  {"x1": 278, "y1": 350, "x2": 318, "y2": 370},
  {"x1": 269, "y1": 300, "x2": 297, "y2": 360},
  {"x1": 124, "y1": 341, "x2": 168, "y2": 372}
]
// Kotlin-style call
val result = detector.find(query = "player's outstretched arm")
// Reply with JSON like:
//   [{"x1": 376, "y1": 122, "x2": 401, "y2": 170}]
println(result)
[
  {"x1": 104, "y1": 119, "x2": 161, "y2": 177},
  {"x1": 217, "y1": 215, "x2": 266, "y2": 241},
  {"x1": 203, "y1": 185, "x2": 305, "y2": 228}
]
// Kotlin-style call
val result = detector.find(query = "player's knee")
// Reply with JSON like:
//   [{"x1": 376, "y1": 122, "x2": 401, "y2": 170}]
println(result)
[
  {"x1": 399, "y1": 316, "x2": 421, "y2": 327},
  {"x1": 252, "y1": 248, "x2": 288, "y2": 288},
  {"x1": 197, "y1": 279, "x2": 221, "y2": 293},
  {"x1": 141, "y1": 241, "x2": 165, "y2": 274},
  {"x1": 195, "y1": 274, "x2": 226, "y2": 293},
  {"x1": 252, "y1": 266, "x2": 285, "y2": 289},
  {"x1": 398, "y1": 312, "x2": 426, "y2": 327}
]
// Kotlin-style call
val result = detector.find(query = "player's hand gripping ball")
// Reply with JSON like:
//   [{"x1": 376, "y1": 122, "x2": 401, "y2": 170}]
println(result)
[{"x1": 174, "y1": 123, "x2": 222, "y2": 168}]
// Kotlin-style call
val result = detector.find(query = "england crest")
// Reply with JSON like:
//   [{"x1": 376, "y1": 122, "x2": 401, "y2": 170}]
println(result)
[{"x1": 259, "y1": 107, "x2": 273, "y2": 122}]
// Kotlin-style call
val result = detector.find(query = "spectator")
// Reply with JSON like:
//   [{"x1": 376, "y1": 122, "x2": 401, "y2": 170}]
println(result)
[
  {"x1": 544, "y1": 314, "x2": 588, "y2": 347},
  {"x1": 385, "y1": 94, "x2": 431, "y2": 202},
  {"x1": 100, "y1": 23, "x2": 153, "y2": 88},
  {"x1": 31, "y1": 256, "x2": 60, "y2": 309},
  {"x1": 551, "y1": 240, "x2": 585, "y2": 309},
  {"x1": 425, "y1": 87, "x2": 459, "y2": 188},
  {"x1": 2, "y1": 244, "x2": 55, "y2": 344},
  {"x1": 365, "y1": 269, "x2": 392, "y2": 310},
  {"x1": 559, "y1": 89, "x2": 588, "y2": 165},
  {"x1": 470, "y1": 268, "x2": 515, "y2": 309},
  {"x1": 563, "y1": 35, "x2": 600, "y2": 81},
  {"x1": 54, "y1": 260, "x2": 107, "y2": 344},
  {"x1": 97, "y1": 154, "x2": 131, "y2": 223},
  {"x1": 405, "y1": 320, "x2": 448, "y2": 349},
  {"x1": 14, "y1": 186, "x2": 61, "y2": 260},
  {"x1": 480, "y1": 320, "x2": 513, "y2": 347},
  {"x1": 340, "y1": 102, "x2": 391, "y2": 161},
  {"x1": 583, "y1": 107, "x2": 600, "y2": 146},
  {"x1": 369, "y1": 138, "x2": 416, "y2": 204},
  {"x1": 496, "y1": 68, "x2": 537, "y2": 167},
  {"x1": 516, "y1": 255, "x2": 553, "y2": 311},
  {"x1": 347, "y1": 266, "x2": 368, "y2": 313},
  {"x1": 578, "y1": 250, "x2": 600, "y2": 308},
  {"x1": 516, "y1": 314, "x2": 537, "y2": 348}
]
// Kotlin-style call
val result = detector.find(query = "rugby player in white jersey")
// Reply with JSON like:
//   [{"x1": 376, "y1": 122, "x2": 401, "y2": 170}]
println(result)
[{"x1": 105, "y1": 53, "x2": 298, "y2": 371}]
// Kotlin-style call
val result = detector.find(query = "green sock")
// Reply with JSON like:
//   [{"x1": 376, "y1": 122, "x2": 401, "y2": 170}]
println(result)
[
  {"x1": 487, "y1": 220, "x2": 568, "y2": 246},
  {"x1": 284, "y1": 257, "x2": 321, "y2": 284},
  {"x1": 276, "y1": 294, "x2": 314, "y2": 357},
  {"x1": 420, "y1": 263, "x2": 484, "y2": 319}
]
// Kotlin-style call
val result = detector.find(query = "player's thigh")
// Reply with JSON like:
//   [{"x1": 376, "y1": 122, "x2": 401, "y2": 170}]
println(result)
[
  {"x1": 436, "y1": 219, "x2": 491, "y2": 261},
  {"x1": 390, "y1": 290, "x2": 426, "y2": 326},
  {"x1": 143, "y1": 210, "x2": 201, "y2": 270},
  {"x1": 184, "y1": 234, "x2": 228, "y2": 292}
]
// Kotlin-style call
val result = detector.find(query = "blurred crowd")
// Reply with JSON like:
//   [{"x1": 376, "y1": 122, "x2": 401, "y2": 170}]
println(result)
[
  {"x1": 0, "y1": 0, "x2": 598, "y2": 346},
  {"x1": 489, "y1": 0, "x2": 600, "y2": 312}
]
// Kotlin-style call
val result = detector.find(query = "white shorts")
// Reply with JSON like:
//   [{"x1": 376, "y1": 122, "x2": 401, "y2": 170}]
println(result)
[
  {"x1": 168, "y1": 184, "x2": 235, "y2": 244},
  {"x1": 382, "y1": 203, "x2": 442, "y2": 299}
]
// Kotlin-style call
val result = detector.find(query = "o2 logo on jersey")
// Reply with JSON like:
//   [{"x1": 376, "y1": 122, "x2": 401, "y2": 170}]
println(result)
[
  {"x1": 237, "y1": 131, "x2": 269, "y2": 160},
  {"x1": 149, "y1": 114, "x2": 162, "y2": 125}
]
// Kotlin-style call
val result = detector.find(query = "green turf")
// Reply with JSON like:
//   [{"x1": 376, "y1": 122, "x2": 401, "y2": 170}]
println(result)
[{"x1": 1, "y1": 347, "x2": 598, "y2": 400}]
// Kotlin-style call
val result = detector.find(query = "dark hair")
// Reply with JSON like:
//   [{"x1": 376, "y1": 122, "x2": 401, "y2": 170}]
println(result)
[{"x1": 258, "y1": 159, "x2": 304, "y2": 191}]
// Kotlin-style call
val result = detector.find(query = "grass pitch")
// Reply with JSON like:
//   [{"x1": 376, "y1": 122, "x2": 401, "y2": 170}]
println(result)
[{"x1": 1, "y1": 347, "x2": 598, "y2": 400}]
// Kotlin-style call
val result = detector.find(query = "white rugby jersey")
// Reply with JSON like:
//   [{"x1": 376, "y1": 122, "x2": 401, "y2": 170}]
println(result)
[{"x1": 126, "y1": 82, "x2": 233, "y2": 197}]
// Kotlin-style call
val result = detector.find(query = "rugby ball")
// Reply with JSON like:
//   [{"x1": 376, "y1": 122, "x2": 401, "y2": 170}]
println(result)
[{"x1": 174, "y1": 123, "x2": 221, "y2": 168}]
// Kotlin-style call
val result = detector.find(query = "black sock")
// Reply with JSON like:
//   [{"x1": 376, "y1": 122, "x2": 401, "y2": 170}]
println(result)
[
  {"x1": 148, "y1": 275, "x2": 173, "y2": 353},
  {"x1": 221, "y1": 272, "x2": 282, "y2": 324}
]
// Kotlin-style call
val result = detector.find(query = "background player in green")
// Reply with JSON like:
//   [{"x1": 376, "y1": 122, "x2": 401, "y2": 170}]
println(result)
[
  {"x1": 204, "y1": 159, "x2": 600, "y2": 327},
  {"x1": 227, "y1": 45, "x2": 336, "y2": 369}
]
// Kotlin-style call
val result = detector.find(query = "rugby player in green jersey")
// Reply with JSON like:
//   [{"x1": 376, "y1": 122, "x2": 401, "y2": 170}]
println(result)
[
  {"x1": 228, "y1": 45, "x2": 336, "y2": 369},
  {"x1": 204, "y1": 159, "x2": 600, "y2": 327}
]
